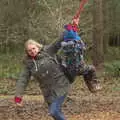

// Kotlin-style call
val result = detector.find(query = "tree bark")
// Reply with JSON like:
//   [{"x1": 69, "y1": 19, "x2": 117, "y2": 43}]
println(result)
[{"x1": 92, "y1": 0, "x2": 104, "y2": 67}]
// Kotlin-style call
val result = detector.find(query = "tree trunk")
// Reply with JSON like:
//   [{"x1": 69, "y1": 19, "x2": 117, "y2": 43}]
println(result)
[
  {"x1": 92, "y1": 0, "x2": 104, "y2": 67},
  {"x1": 103, "y1": 0, "x2": 109, "y2": 53}
]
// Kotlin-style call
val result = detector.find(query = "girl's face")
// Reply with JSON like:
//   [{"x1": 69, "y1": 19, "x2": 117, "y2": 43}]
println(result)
[{"x1": 26, "y1": 44, "x2": 39, "y2": 57}]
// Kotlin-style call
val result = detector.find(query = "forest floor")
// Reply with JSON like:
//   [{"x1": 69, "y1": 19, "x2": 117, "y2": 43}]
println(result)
[{"x1": 0, "y1": 77, "x2": 120, "y2": 120}]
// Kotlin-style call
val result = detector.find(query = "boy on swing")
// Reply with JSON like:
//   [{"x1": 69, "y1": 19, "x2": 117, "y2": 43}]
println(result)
[
  {"x1": 60, "y1": 17, "x2": 85, "y2": 68},
  {"x1": 57, "y1": 16, "x2": 102, "y2": 92}
]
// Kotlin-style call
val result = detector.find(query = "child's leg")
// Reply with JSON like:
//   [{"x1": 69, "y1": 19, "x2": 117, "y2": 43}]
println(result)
[{"x1": 83, "y1": 65, "x2": 102, "y2": 92}]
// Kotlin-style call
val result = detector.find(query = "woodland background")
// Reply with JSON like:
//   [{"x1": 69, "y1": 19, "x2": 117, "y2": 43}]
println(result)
[
  {"x1": 0, "y1": 0, "x2": 120, "y2": 120},
  {"x1": 0, "y1": 0, "x2": 119, "y2": 97}
]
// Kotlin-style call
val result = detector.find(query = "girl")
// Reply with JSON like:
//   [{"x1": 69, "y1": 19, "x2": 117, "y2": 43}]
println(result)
[{"x1": 15, "y1": 39, "x2": 71, "y2": 120}]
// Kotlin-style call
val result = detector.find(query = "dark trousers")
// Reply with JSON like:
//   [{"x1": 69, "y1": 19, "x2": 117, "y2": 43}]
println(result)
[{"x1": 61, "y1": 64, "x2": 99, "y2": 92}]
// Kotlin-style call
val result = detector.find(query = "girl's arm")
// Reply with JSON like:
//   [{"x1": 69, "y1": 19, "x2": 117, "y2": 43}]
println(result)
[{"x1": 15, "y1": 65, "x2": 31, "y2": 103}]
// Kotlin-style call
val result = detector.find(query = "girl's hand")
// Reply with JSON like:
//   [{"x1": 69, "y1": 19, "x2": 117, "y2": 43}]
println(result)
[
  {"x1": 16, "y1": 102, "x2": 23, "y2": 107},
  {"x1": 14, "y1": 96, "x2": 23, "y2": 107}
]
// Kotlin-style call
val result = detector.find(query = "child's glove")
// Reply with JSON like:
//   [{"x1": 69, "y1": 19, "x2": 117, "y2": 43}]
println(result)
[{"x1": 72, "y1": 24, "x2": 78, "y2": 32}]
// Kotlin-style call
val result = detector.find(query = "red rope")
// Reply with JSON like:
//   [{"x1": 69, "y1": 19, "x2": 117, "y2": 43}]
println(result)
[
  {"x1": 65, "y1": 0, "x2": 89, "y2": 31},
  {"x1": 73, "y1": 0, "x2": 88, "y2": 19}
]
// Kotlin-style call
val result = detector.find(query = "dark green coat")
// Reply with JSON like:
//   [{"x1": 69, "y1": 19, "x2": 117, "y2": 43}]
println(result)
[{"x1": 15, "y1": 51, "x2": 70, "y2": 104}]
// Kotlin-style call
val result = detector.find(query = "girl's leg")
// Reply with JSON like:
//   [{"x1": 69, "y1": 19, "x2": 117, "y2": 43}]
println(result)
[{"x1": 49, "y1": 95, "x2": 66, "y2": 120}]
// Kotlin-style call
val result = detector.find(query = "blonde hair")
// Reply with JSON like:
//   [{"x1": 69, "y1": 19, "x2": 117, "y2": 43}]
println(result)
[{"x1": 25, "y1": 39, "x2": 43, "y2": 51}]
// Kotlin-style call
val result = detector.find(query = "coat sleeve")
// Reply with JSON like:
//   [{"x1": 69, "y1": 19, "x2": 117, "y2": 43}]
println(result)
[
  {"x1": 43, "y1": 39, "x2": 62, "y2": 57},
  {"x1": 15, "y1": 65, "x2": 31, "y2": 97}
]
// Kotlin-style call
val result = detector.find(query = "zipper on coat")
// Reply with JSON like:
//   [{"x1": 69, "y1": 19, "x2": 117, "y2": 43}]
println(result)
[{"x1": 32, "y1": 58, "x2": 38, "y2": 71}]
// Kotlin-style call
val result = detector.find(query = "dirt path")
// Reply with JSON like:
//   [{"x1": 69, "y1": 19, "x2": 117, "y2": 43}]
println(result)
[{"x1": 0, "y1": 95, "x2": 120, "y2": 120}]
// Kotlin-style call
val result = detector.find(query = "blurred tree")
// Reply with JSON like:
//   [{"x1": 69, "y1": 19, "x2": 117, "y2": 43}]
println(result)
[
  {"x1": 0, "y1": 0, "x2": 32, "y2": 51},
  {"x1": 92, "y1": 0, "x2": 104, "y2": 67}
]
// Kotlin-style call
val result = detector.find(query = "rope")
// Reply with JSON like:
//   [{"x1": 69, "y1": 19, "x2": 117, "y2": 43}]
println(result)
[{"x1": 73, "y1": 0, "x2": 89, "y2": 19}]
